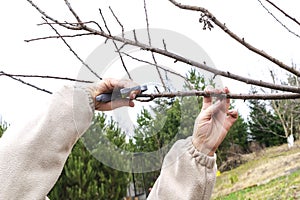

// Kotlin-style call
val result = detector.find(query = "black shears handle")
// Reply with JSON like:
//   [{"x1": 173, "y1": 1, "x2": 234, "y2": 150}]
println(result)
[{"x1": 96, "y1": 85, "x2": 148, "y2": 103}]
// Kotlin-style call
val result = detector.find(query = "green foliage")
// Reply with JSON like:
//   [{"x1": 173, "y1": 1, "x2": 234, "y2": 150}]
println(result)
[
  {"x1": 217, "y1": 113, "x2": 249, "y2": 166},
  {"x1": 248, "y1": 98, "x2": 286, "y2": 147},
  {"x1": 185, "y1": 68, "x2": 207, "y2": 90},
  {"x1": 0, "y1": 119, "x2": 7, "y2": 137},
  {"x1": 214, "y1": 169, "x2": 300, "y2": 200},
  {"x1": 48, "y1": 113, "x2": 130, "y2": 200},
  {"x1": 227, "y1": 114, "x2": 249, "y2": 151},
  {"x1": 132, "y1": 99, "x2": 183, "y2": 195},
  {"x1": 229, "y1": 174, "x2": 239, "y2": 184}
]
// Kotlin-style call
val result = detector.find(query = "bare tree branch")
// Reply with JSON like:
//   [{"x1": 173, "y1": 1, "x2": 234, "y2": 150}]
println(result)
[
  {"x1": 64, "y1": 0, "x2": 83, "y2": 26},
  {"x1": 27, "y1": 0, "x2": 80, "y2": 30},
  {"x1": 143, "y1": 0, "x2": 166, "y2": 90},
  {"x1": 120, "y1": 52, "x2": 192, "y2": 88},
  {"x1": 168, "y1": 0, "x2": 300, "y2": 77},
  {"x1": 257, "y1": 0, "x2": 300, "y2": 39},
  {"x1": 136, "y1": 90, "x2": 300, "y2": 102},
  {"x1": 109, "y1": 6, "x2": 124, "y2": 38},
  {"x1": 37, "y1": 21, "x2": 103, "y2": 31},
  {"x1": 0, "y1": 71, "x2": 92, "y2": 83},
  {"x1": 24, "y1": 33, "x2": 97, "y2": 42},
  {"x1": 99, "y1": 8, "x2": 132, "y2": 80},
  {"x1": 42, "y1": 17, "x2": 102, "y2": 80},
  {"x1": 2, "y1": 71, "x2": 52, "y2": 94},
  {"x1": 264, "y1": 0, "x2": 300, "y2": 27},
  {"x1": 162, "y1": 39, "x2": 167, "y2": 51}
]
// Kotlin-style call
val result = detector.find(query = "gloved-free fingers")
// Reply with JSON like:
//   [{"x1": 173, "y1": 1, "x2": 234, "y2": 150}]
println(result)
[
  {"x1": 99, "y1": 78, "x2": 139, "y2": 94},
  {"x1": 202, "y1": 99, "x2": 227, "y2": 121},
  {"x1": 213, "y1": 98, "x2": 228, "y2": 114},
  {"x1": 96, "y1": 99, "x2": 135, "y2": 111},
  {"x1": 202, "y1": 86, "x2": 222, "y2": 111}
]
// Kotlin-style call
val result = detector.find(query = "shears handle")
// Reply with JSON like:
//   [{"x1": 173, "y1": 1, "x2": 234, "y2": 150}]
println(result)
[{"x1": 96, "y1": 85, "x2": 148, "y2": 103}]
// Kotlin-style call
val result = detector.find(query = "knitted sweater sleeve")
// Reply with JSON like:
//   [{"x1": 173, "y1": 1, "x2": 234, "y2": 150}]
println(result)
[
  {"x1": 0, "y1": 85, "x2": 94, "y2": 200},
  {"x1": 147, "y1": 136, "x2": 217, "y2": 200}
]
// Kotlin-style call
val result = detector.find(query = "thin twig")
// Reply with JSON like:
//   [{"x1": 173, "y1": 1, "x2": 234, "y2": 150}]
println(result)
[
  {"x1": 264, "y1": 0, "x2": 300, "y2": 27},
  {"x1": 99, "y1": 8, "x2": 112, "y2": 36},
  {"x1": 108, "y1": 6, "x2": 132, "y2": 79},
  {"x1": 121, "y1": 52, "x2": 191, "y2": 86},
  {"x1": 42, "y1": 17, "x2": 102, "y2": 80},
  {"x1": 109, "y1": 6, "x2": 125, "y2": 38},
  {"x1": 257, "y1": 0, "x2": 300, "y2": 39},
  {"x1": 99, "y1": 8, "x2": 132, "y2": 79},
  {"x1": 162, "y1": 39, "x2": 167, "y2": 51},
  {"x1": 27, "y1": 0, "x2": 80, "y2": 30},
  {"x1": 144, "y1": 0, "x2": 166, "y2": 90},
  {"x1": 133, "y1": 29, "x2": 138, "y2": 42},
  {"x1": 0, "y1": 71, "x2": 93, "y2": 83},
  {"x1": 4, "y1": 73, "x2": 52, "y2": 94},
  {"x1": 25, "y1": 33, "x2": 97, "y2": 42},
  {"x1": 37, "y1": 21, "x2": 103, "y2": 32},
  {"x1": 64, "y1": 0, "x2": 83, "y2": 25}
]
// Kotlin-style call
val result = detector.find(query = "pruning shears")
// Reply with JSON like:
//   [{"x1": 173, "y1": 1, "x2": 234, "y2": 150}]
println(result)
[{"x1": 96, "y1": 85, "x2": 148, "y2": 103}]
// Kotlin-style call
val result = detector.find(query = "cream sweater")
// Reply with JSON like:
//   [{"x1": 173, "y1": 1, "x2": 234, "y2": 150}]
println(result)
[{"x1": 0, "y1": 85, "x2": 216, "y2": 200}]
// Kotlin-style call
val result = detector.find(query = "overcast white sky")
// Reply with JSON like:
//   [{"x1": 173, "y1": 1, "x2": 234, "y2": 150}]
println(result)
[{"x1": 0, "y1": 0, "x2": 300, "y2": 124}]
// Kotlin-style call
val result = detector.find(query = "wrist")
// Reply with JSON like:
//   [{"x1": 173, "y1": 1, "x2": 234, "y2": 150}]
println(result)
[
  {"x1": 189, "y1": 139, "x2": 216, "y2": 169},
  {"x1": 207, "y1": 151, "x2": 215, "y2": 157},
  {"x1": 192, "y1": 138, "x2": 215, "y2": 156}
]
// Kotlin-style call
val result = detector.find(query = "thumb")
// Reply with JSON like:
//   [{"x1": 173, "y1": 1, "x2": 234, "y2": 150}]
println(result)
[{"x1": 224, "y1": 109, "x2": 238, "y2": 131}]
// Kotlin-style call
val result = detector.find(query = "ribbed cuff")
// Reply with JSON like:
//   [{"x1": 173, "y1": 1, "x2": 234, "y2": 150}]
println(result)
[
  {"x1": 75, "y1": 85, "x2": 95, "y2": 112},
  {"x1": 188, "y1": 142, "x2": 216, "y2": 169}
]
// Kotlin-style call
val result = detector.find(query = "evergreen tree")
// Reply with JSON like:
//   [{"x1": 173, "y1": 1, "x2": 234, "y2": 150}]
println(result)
[
  {"x1": 132, "y1": 98, "x2": 183, "y2": 195},
  {"x1": 217, "y1": 113, "x2": 248, "y2": 164},
  {"x1": 49, "y1": 113, "x2": 130, "y2": 200},
  {"x1": 248, "y1": 98, "x2": 286, "y2": 147}
]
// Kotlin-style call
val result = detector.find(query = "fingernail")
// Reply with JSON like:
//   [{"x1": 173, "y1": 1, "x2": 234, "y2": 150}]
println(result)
[{"x1": 132, "y1": 93, "x2": 136, "y2": 99}]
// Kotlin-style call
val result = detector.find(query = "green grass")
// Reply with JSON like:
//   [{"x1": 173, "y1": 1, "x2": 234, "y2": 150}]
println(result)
[
  {"x1": 214, "y1": 169, "x2": 300, "y2": 200},
  {"x1": 212, "y1": 140, "x2": 300, "y2": 200}
]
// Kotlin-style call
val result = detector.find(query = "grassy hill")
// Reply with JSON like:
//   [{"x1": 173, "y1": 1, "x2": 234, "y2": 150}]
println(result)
[{"x1": 212, "y1": 140, "x2": 300, "y2": 200}]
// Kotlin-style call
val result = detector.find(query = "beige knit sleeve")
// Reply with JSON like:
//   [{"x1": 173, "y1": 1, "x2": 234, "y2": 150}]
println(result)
[
  {"x1": 0, "y1": 85, "x2": 94, "y2": 200},
  {"x1": 147, "y1": 136, "x2": 217, "y2": 200}
]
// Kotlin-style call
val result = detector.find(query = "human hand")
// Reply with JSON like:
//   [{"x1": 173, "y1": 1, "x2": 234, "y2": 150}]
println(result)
[
  {"x1": 192, "y1": 86, "x2": 238, "y2": 156},
  {"x1": 88, "y1": 78, "x2": 140, "y2": 111}
]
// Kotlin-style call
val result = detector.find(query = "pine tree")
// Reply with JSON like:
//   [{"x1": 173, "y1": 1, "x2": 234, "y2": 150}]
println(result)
[
  {"x1": 217, "y1": 113, "x2": 248, "y2": 164},
  {"x1": 48, "y1": 113, "x2": 130, "y2": 200},
  {"x1": 248, "y1": 98, "x2": 286, "y2": 147}
]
